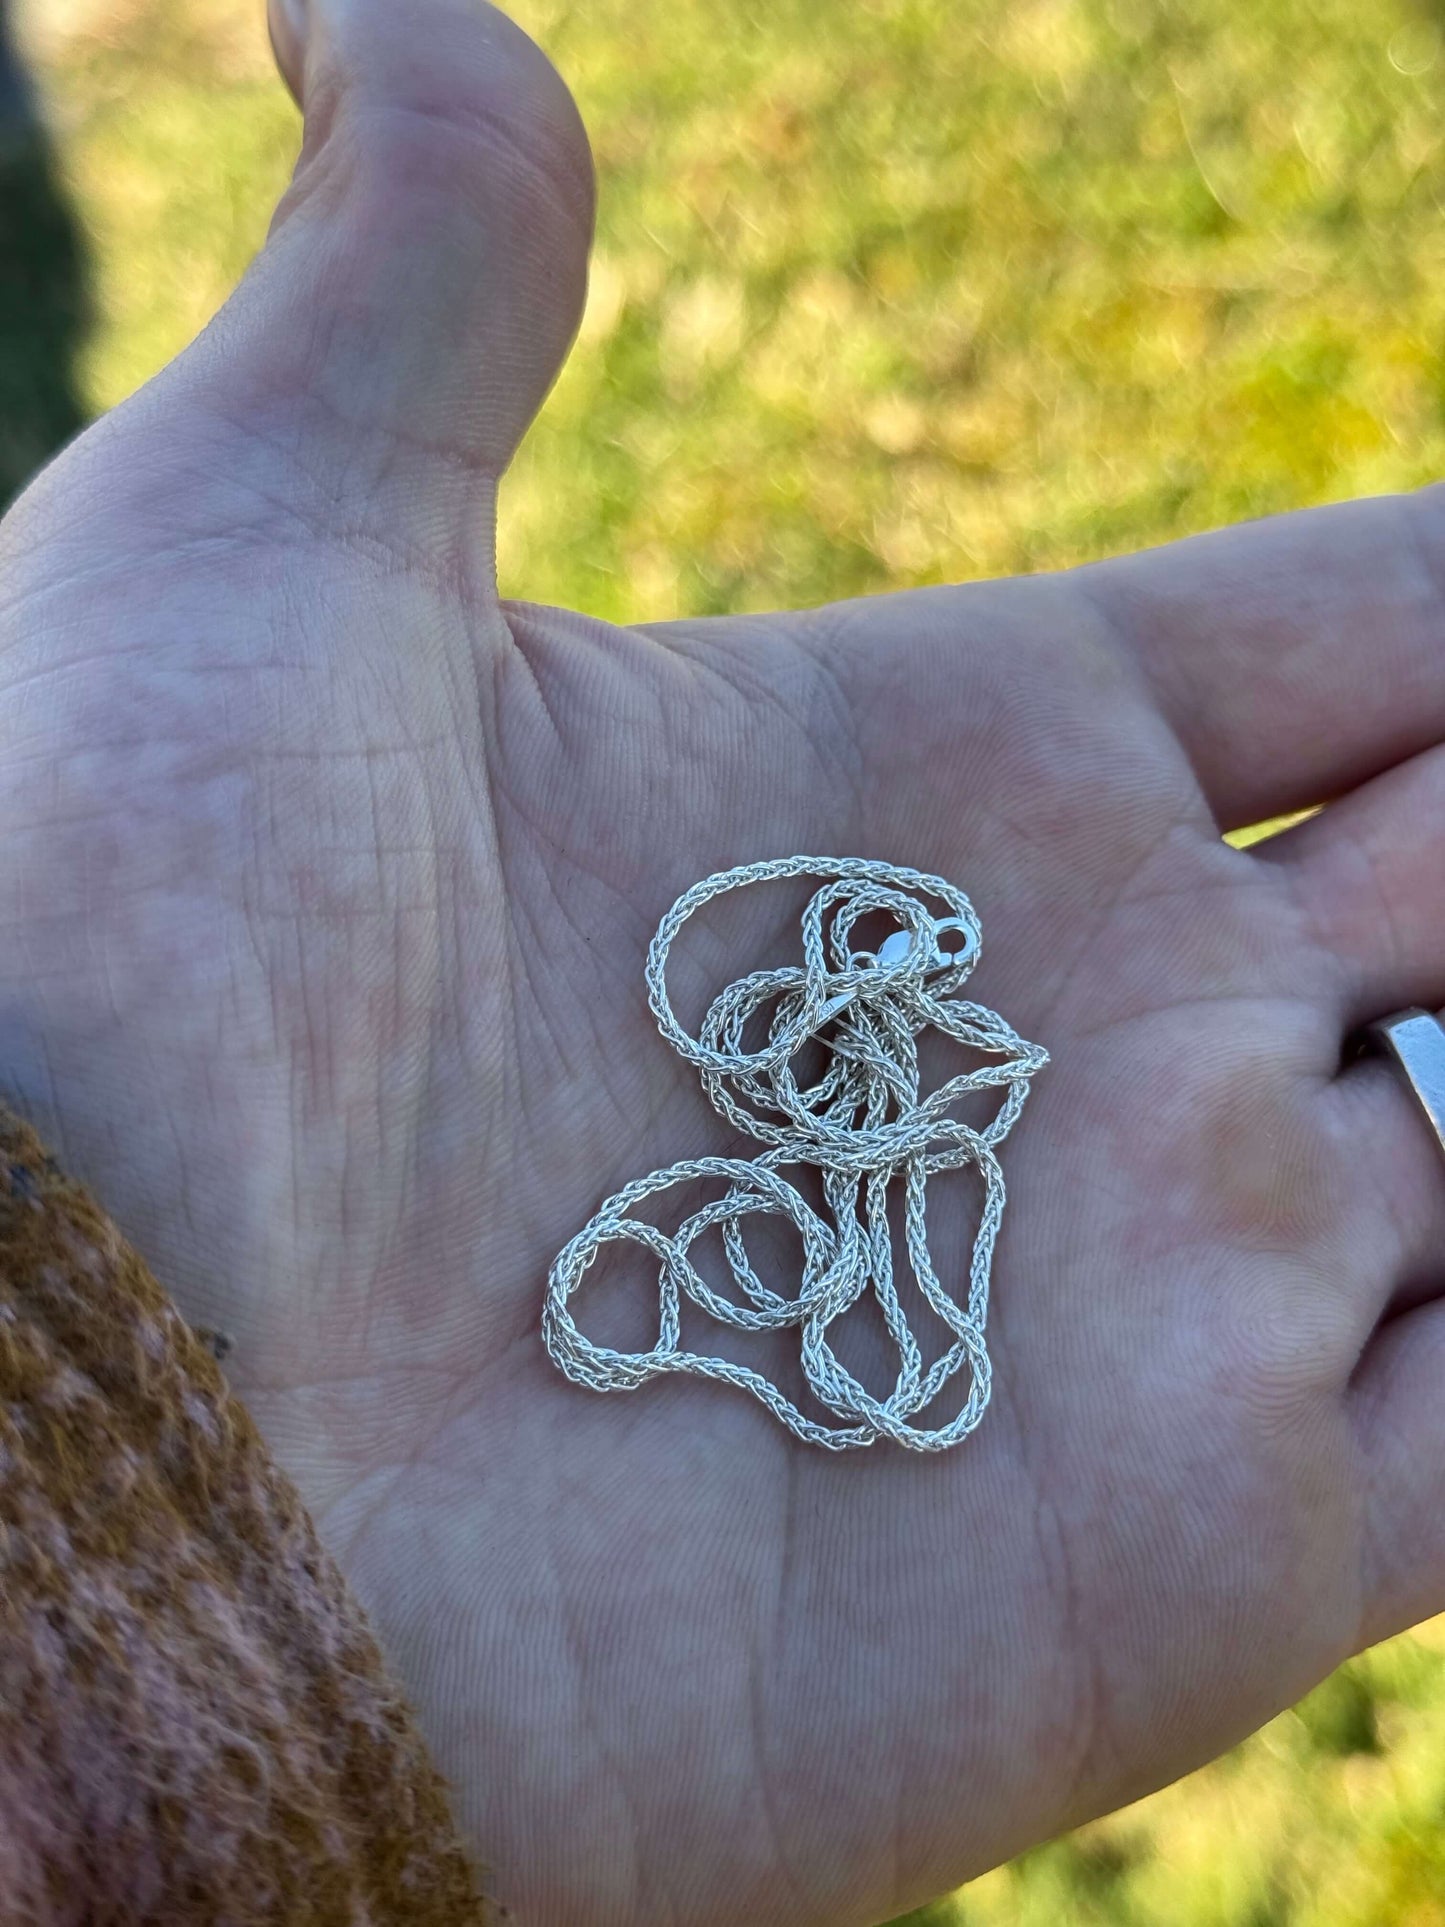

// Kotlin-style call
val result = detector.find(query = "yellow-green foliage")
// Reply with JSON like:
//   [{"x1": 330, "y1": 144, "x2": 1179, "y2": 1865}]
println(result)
[{"x1": 15, "y1": 0, "x2": 1445, "y2": 1920}]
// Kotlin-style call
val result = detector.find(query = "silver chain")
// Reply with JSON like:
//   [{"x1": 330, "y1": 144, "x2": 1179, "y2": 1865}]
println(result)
[{"x1": 542, "y1": 857, "x2": 1048, "y2": 1451}]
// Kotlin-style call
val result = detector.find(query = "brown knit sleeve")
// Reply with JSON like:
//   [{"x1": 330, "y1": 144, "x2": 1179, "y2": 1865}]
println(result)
[{"x1": 0, "y1": 1102, "x2": 490, "y2": 1926}]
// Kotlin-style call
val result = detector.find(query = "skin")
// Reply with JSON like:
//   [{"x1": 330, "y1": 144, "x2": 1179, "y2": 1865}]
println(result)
[{"x1": 4, "y1": 0, "x2": 1445, "y2": 1919}]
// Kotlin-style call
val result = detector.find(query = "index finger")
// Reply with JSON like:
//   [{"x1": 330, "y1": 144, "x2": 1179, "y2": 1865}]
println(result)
[{"x1": 1079, "y1": 485, "x2": 1445, "y2": 830}]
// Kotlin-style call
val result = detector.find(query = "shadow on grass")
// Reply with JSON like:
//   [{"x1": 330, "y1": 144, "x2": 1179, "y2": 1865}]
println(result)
[{"x1": 0, "y1": 0, "x2": 89, "y2": 511}]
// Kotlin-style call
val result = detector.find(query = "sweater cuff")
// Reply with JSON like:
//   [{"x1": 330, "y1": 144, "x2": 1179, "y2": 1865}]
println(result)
[{"x1": 0, "y1": 1101, "x2": 489, "y2": 1924}]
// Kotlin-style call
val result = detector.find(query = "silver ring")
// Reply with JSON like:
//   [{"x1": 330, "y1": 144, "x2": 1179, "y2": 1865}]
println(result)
[{"x1": 1367, "y1": 1008, "x2": 1445, "y2": 1161}]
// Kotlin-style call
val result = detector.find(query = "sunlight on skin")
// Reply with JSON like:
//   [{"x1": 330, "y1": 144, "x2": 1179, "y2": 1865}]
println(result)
[{"x1": 11, "y1": 3, "x2": 1445, "y2": 1923}]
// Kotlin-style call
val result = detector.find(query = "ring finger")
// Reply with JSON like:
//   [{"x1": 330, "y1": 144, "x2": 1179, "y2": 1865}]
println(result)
[{"x1": 1259, "y1": 744, "x2": 1445, "y2": 1303}]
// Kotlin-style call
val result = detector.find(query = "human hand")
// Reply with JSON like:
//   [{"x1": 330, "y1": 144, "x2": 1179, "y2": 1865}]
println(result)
[{"x1": 3, "y1": 2, "x2": 1445, "y2": 1919}]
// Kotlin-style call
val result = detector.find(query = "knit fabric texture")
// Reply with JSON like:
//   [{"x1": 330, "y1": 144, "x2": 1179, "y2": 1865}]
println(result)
[{"x1": 0, "y1": 1102, "x2": 489, "y2": 1925}]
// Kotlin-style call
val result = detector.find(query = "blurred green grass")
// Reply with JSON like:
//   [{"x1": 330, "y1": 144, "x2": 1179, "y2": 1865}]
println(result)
[
  {"x1": 23, "y1": 0, "x2": 1445, "y2": 620},
  {"x1": 12, "y1": 0, "x2": 1445, "y2": 1919}
]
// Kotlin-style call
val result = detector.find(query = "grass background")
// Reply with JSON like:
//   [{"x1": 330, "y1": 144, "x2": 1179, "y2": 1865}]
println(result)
[{"x1": 9, "y1": 0, "x2": 1445, "y2": 1918}]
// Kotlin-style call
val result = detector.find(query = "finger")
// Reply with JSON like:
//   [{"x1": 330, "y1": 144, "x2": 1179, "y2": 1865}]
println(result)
[
  {"x1": 1076, "y1": 485, "x2": 1445, "y2": 830},
  {"x1": 161, "y1": 0, "x2": 593, "y2": 548},
  {"x1": 1255, "y1": 751, "x2": 1445, "y2": 1301},
  {"x1": 1321, "y1": 1049, "x2": 1445, "y2": 1339},
  {"x1": 267, "y1": 0, "x2": 306, "y2": 98},
  {"x1": 1351, "y1": 1292, "x2": 1445, "y2": 1647},
  {"x1": 1262, "y1": 743, "x2": 1445, "y2": 1030}
]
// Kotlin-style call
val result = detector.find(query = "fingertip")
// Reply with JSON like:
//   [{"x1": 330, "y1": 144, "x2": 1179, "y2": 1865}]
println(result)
[{"x1": 208, "y1": 0, "x2": 595, "y2": 538}]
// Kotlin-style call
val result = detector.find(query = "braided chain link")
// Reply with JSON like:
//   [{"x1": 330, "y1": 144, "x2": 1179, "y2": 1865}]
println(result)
[{"x1": 542, "y1": 857, "x2": 1048, "y2": 1451}]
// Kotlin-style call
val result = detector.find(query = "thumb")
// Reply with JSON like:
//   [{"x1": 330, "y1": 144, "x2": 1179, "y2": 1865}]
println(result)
[{"x1": 188, "y1": 0, "x2": 594, "y2": 541}]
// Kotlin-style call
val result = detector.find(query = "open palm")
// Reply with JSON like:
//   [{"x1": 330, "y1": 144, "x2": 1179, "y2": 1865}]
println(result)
[{"x1": 4, "y1": 2, "x2": 1445, "y2": 1921}]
